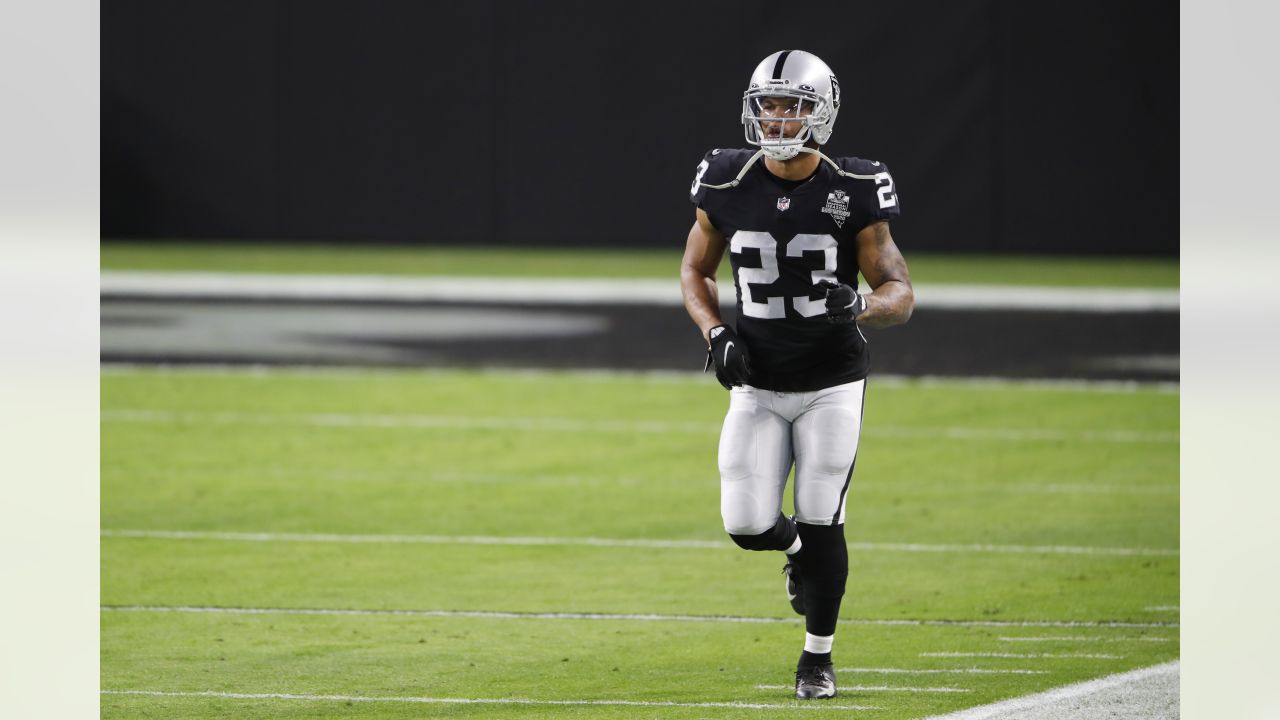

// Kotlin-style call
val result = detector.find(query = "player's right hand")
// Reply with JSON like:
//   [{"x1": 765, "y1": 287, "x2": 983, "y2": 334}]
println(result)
[{"x1": 705, "y1": 324, "x2": 751, "y2": 389}]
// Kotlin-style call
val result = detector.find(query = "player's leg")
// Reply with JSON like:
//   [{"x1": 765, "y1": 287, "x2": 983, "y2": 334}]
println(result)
[
  {"x1": 718, "y1": 386, "x2": 797, "y2": 553},
  {"x1": 789, "y1": 379, "x2": 866, "y2": 698}
]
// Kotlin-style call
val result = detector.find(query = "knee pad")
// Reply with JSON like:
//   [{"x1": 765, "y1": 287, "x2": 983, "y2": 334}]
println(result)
[
  {"x1": 720, "y1": 488, "x2": 776, "y2": 539},
  {"x1": 728, "y1": 513, "x2": 798, "y2": 552}
]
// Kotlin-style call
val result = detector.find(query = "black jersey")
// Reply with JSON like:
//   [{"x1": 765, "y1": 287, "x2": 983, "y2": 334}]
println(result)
[{"x1": 689, "y1": 148, "x2": 901, "y2": 391}]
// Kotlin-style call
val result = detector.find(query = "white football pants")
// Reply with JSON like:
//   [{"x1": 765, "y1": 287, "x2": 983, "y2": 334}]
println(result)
[{"x1": 718, "y1": 379, "x2": 866, "y2": 533}]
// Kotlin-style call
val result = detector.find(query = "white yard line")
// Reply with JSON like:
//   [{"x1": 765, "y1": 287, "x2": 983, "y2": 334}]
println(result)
[
  {"x1": 99, "y1": 270, "x2": 1180, "y2": 312},
  {"x1": 101, "y1": 408, "x2": 722, "y2": 435},
  {"x1": 843, "y1": 542, "x2": 1175, "y2": 557},
  {"x1": 103, "y1": 465, "x2": 1180, "y2": 497},
  {"x1": 870, "y1": 374, "x2": 1179, "y2": 395},
  {"x1": 919, "y1": 660, "x2": 1179, "y2": 720},
  {"x1": 101, "y1": 688, "x2": 879, "y2": 711},
  {"x1": 106, "y1": 465, "x2": 1180, "y2": 498},
  {"x1": 868, "y1": 426, "x2": 1178, "y2": 444},
  {"x1": 103, "y1": 528, "x2": 727, "y2": 550},
  {"x1": 921, "y1": 652, "x2": 1123, "y2": 660},
  {"x1": 838, "y1": 668, "x2": 1048, "y2": 675},
  {"x1": 99, "y1": 363, "x2": 1181, "y2": 393},
  {"x1": 1008, "y1": 483, "x2": 1177, "y2": 496},
  {"x1": 99, "y1": 408, "x2": 1180, "y2": 444},
  {"x1": 997, "y1": 636, "x2": 1173, "y2": 643},
  {"x1": 101, "y1": 528, "x2": 1180, "y2": 557},
  {"x1": 1143, "y1": 605, "x2": 1179, "y2": 612},
  {"x1": 755, "y1": 684, "x2": 970, "y2": 693},
  {"x1": 99, "y1": 605, "x2": 1179, "y2": 629}
]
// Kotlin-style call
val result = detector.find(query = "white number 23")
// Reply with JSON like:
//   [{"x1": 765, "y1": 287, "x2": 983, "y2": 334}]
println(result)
[{"x1": 874, "y1": 172, "x2": 897, "y2": 209}]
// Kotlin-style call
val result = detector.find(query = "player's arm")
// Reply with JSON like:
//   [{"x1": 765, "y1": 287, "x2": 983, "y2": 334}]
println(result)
[
  {"x1": 854, "y1": 220, "x2": 914, "y2": 328},
  {"x1": 680, "y1": 208, "x2": 729, "y2": 343}
]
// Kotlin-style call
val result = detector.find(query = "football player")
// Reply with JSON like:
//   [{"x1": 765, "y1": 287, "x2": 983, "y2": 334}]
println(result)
[{"x1": 680, "y1": 49, "x2": 914, "y2": 700}]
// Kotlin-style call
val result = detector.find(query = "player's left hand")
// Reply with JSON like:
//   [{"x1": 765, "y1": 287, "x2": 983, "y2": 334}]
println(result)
[{"x1": 816, "y1": 280, "x2": 868, "y2": 324}]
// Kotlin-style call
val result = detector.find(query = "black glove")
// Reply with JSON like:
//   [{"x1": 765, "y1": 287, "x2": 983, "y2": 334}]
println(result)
[
  {"x1": 816, "y1": 280, "x2": 869, "y2": 324},
  {"x1": 704, "y1": 324, "x2": 751, "y2": 389}
]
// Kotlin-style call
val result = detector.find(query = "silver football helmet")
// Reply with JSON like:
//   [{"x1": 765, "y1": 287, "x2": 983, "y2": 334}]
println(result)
[{"x1": 742, "y1": 50, "x2": 841, "y2": 161}]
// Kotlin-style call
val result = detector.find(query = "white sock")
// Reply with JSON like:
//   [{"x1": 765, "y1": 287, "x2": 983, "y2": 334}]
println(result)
[
  {"x1": 784, "y1": 536, "x2": 802, "y2": 555},
  {"x1": 804, "y1": 633, "x2": 834, "y2": 655}
]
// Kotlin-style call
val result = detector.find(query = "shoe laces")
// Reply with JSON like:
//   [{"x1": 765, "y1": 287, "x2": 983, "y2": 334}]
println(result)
[{"x1": 796, "y1": 664, "x2": 832, "y2": 685}]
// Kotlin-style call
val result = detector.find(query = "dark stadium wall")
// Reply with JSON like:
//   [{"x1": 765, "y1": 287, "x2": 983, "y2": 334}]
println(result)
[{"x1": 101, "y1": 0, "x2": 1177, "y2": 255}]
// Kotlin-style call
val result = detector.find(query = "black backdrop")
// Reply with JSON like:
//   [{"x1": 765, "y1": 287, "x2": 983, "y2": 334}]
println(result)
[{"x1": 102, "y1": 0, "x2": 1177, "y2": 255}]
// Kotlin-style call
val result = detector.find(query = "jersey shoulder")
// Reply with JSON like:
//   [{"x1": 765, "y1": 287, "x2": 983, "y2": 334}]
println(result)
[
  {"x1": 831, "y1": 155, "x2": 892, "y2": 177},
  {"x1": 827, "y1": 155, "x2": 900, "y2": 223},
  {"x1": 701, "y1": 148, "x2": 758, "y2": 183},
  {"x1": 689, "y1": 148, "x2": 757, "y2": 206}
]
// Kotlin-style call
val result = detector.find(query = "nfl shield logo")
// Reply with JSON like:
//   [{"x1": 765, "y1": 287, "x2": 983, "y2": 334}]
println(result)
[{"x1": 777, "y1": 197, "x2": 791, "y2": 211}]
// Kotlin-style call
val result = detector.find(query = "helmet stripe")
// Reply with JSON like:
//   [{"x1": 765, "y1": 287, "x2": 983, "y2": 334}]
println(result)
[{"x1": 771, "y1": 50, "x2": 793, "y2": 80}]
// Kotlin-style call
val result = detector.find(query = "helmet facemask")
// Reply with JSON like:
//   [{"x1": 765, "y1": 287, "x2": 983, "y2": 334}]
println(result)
[{"x1": 742, "y1": 86, "x2": 835, "y2": 161}]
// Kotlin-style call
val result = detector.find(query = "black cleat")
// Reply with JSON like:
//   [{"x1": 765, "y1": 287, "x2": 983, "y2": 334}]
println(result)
[
  {"x1": 782, "y1": 560, "x2": 805, "y2": 615},
  {"x1": 794, "y1": 663, "x2": 837, "y2": 699}
]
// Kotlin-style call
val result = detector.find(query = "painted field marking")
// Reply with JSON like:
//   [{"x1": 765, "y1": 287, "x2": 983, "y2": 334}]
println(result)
[
  {"x1": 755, "y1": 684, "x2": 970, "y2": 694},
  {"x1": 1008, "y1": 483, "x2": 1177, "y2": 496},
  {"x1": 107, "y1": 466, "x2": 1182, "y2": 496},
  {"x1": 101, "y1": 528, "x2": 1180, "y2": 558},
  {"x1": 101, "y1": 689, "x2": 879, "y2": 711},
  {"x1": 107, "y1": 466, "x2": 672, "y2": 489},
  {"x1": 99, "y1": 270, "x2": 1180, "y2": 312},
  {"x1": 871, "y1": 374, "x2": 1179, "y2": 395},
  {"x1": 870, "y1": 426, "x2": 1177, "y2": 445},
  {"x1": 921, "y1": 652, "x2": 1123, "y2": 660},
  {"x1": 100, "y1": 363, "x2": 1181, "y2": 394},
  {"x1": 843, "y1": 541, "x2": 1175, "y2": 558},
  {"x1": 101, "y1": 408, "x2": 719, "y2": 435},
  {"x1": 838, "y1": 668, "x2": 1047, "y2": 676},
  {"x1": 100, "y1": 605, "x2": 1179, "y2": 629},
  {"x1": 100, "y1": 408, "x2": 1179, "y2": 444},
  {"x1": 103, "y1": 528, "x2": 727, "y2": 550},
  {"x1": 1143, "y1": 605, "x2": 1179, "y2": 612},
  {"x1": 919, "y1": 660, "x2": 1179, "y2": 720},
  {"x1": 997, "y1": 636, "x2": 1173, "y2": 643}
]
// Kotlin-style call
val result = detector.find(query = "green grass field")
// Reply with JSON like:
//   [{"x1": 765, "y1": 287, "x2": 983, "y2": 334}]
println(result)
[
  {"x1": 101, "y1": 368, "x2": 1179, "y2": 719},
  {"x1": 100, "y1": 241, "x2": 1180, "y2": 288}
]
